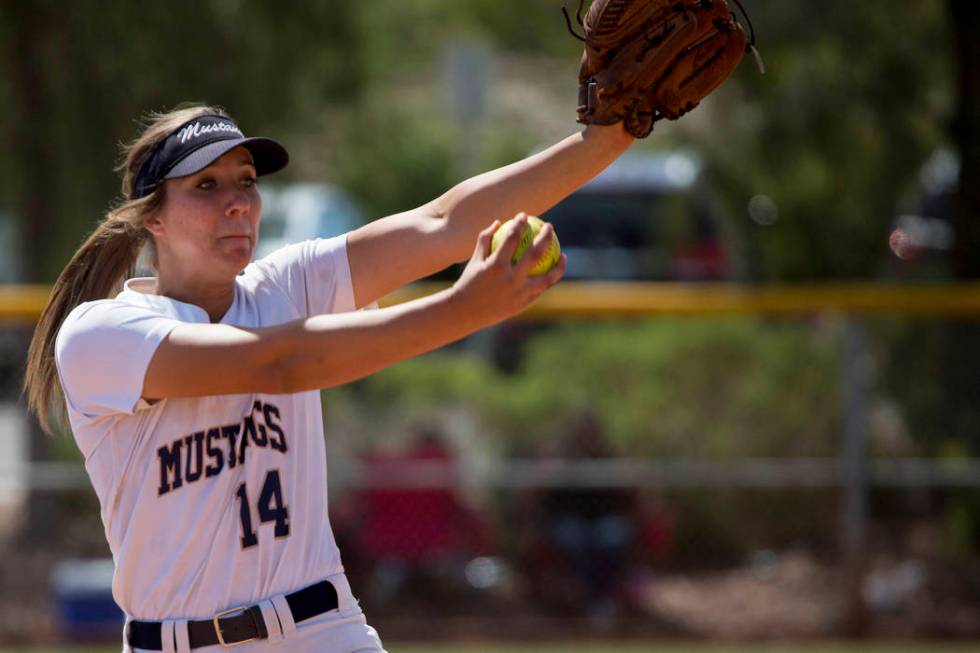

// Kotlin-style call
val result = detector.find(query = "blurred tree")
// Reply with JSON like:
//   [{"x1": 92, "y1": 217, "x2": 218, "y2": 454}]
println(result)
[
  {"x1": 870, "y1": 2, "x2": 980, "y2": 459},
  {"x1": 329, "y1": 1, "x2": 956, "y2": 282},
  {"x1": 690, "y1": 0, "x2": 952, "y2": 280},
  {"x1": 0, "y1": 0, "x2": 360, "y2": 282},
  {"x1": 0, "y1": 1, "x2": 962, "y2": 282},
  {"x1": 4, "y1": 1, "x2": 61, "y2": 285},
  {"x1": 333, "y1": 102, "x2": 456, "y2": 221},
  {"x1": 343, "y1": 321, "x2": 842, "y2": 460},
  {"x1": 326, "y1": 1, "x2": 580, "y2": 226},
  {"x1": 942, "y1": 0, "x2": 980, "y2": 456}
]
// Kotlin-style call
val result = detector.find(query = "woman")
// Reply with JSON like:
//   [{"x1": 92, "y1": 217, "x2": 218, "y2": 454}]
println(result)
[{"x1": 24, "y1": 104, "x2": 632, "y2": 652}]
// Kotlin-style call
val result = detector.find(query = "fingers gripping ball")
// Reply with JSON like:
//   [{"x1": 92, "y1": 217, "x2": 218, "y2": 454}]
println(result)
[{"x1": 491, "y1": 216, "x2": 561, "y2": 276}]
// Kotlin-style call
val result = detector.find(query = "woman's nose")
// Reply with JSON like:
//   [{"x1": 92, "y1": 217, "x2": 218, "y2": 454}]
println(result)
[{"x1": 225, "y1": 188, "x2": 252, "y2": 217}]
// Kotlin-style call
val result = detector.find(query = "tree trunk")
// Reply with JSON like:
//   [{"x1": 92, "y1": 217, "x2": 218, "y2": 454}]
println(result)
[
  {"x1": 7, "y1": 3, "x2": 60, "y2": 284},
  {"x1": 950, "y1": 0, "x2": 980, "y2": 278},
  {"x1": 944, "y1": 2, "x2": 980, "y2": 457},
  {"x1": 4, "y1": 2, "x2": 62, "y2": 539}
]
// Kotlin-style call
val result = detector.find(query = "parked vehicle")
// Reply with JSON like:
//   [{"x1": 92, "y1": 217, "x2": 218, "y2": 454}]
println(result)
[
  {"x1": 253, "y1": 157, "x2": 727, "y2": 282},
  {"x1": 540, "y1": 151, "x2": 730, "y2": 281},
  {"x1": 254, "y1": 183, "x2": 364, "y2": 259},
  {"x1": 887, "y1": 148, "x2": 956, "y2": 271}
]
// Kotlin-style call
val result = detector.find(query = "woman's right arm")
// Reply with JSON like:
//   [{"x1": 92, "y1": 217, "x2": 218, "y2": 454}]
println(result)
[{"x1": 142, "y1": 216, "x2": 565, "y2": 400}]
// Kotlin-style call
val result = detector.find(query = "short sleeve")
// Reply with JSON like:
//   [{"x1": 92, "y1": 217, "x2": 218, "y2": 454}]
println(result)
[
  {"x1": 247, "y1": 235, "x2": 356, "y2": 317},
  {"x1": 55, "y1": 301, "x2": 181, "y2": 417}
]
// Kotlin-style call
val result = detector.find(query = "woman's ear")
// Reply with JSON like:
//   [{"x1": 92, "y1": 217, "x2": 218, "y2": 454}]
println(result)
[{"x1": 143, "y1": 213, "x2": 164, "y2": 238}]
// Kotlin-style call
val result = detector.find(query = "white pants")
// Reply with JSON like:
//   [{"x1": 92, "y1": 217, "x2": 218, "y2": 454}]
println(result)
[{"x1": 126, "y1": 573, "x2": 386, "y2": 653}]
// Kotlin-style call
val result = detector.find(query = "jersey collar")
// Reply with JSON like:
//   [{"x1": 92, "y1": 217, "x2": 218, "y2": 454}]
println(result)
[{"x1": 118, "y1": 277, "x2": 235, "y2": 324}]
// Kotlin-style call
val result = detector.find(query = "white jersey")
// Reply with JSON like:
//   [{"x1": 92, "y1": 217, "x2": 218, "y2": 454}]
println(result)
[{"x1": 55, "y1": 236, "x2": 354, "y2": 623}]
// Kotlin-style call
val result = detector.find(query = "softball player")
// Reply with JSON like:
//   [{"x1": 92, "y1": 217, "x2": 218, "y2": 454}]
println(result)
[{"x1": 24, "y1": 105, "x2": 633, "y2": 652}]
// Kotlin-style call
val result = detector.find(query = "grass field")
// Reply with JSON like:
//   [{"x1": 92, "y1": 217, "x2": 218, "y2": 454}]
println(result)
[
  {"x1": 340, "y1": 645, "x2": 973, "y2": 653},
  {"x1": 6, "y1": 644, "x2": 980, "y2": 653}
]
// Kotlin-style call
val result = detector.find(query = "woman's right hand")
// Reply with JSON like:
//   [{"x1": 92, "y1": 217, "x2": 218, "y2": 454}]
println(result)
[{"x1": 451, "y1": 212, "x2": 567, "y2": 327}]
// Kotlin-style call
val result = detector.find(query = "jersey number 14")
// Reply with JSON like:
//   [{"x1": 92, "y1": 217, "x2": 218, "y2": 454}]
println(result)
[{"x1": 235, "y1": 469, "x2": 290, "y2": 549}]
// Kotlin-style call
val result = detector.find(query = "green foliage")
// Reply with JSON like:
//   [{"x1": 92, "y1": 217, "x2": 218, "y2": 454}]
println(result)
[
  {"x1": 694, "y1": 1, "x2": 952, "y2": 280},
  {"x1": 943, "y1": 494, "x2": 980, "y2": 560},
  {"x1": 355, "y1": 351, "x2": 494, "y2": 413},
  {"x1": 332, "y1": 102, "x2": 457, "y2": 220},
  {"x1": 336, "y1": 320, "x2": 842, "y2": 458},
  {"x1": 351, "y1": 0, "x2": 578, "y2": 69},
  {"x1": 49, "y1": 428, "x2": 84, "y2": 462},
  {"x1": 0, "y1": 0, "x2": 360, "y2": 280},
  {"x1": 866, "y1": 318, "x2": 946, "y2": 450},
  {"x1": 325, "y1": 320, "x2": 844, "y2": 561},
  {"x1": 0, "y1": 1, "x2": 959, "y2": 284},
  {"x1": 448, "y1": 0, "x2": 583, "y2": 58},
  {"x1": 495, "y1": 320, "x2": 841, "y2": 457},
  {"x1": 866, "y1": 317, "x2": 980, "y2": 455}
]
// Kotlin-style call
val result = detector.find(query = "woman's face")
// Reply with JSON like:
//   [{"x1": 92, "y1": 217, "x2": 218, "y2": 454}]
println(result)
[{"x1": 145, "y1": 146, "x2": 262, "y2": 281}]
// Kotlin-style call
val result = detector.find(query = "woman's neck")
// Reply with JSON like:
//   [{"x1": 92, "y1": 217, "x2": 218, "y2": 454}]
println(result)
[{"x1": 154, "y1": 274, "x2": 235, "y2": 323}]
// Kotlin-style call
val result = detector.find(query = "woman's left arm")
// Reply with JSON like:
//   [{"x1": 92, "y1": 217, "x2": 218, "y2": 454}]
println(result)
[{"x1": 346, "y1": 123, "x2": 633, "y2": 308}]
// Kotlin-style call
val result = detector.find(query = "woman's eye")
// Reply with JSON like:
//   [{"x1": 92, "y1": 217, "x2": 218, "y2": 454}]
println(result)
[
  {"x1": 196, "y1": 179, "x2": 216, "y2": 190},
  {"x1": 241, "y1": 177, "x2": 257, "y2": 188}
]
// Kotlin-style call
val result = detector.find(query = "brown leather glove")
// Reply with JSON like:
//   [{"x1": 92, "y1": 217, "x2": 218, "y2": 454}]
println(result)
[{"x1": 566, "y1": 0, "x2": 761, "y2": 138}]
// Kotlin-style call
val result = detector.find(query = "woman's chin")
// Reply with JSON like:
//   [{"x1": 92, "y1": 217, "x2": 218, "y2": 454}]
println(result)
[{"x1": 216, "y1": 239, "x2": 254, "y2": 267}]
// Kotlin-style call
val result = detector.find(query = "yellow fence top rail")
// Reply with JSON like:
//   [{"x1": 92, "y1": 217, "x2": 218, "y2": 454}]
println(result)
[
  {"x1": 381, "y1": 281, "x2": 980, "y2": 318},
  {"x1": 0, "y1": 285, "x2": 52, "y2": 324},
  {"x1": 5, "y1": 282, "x2": 980, "y2": 324}
]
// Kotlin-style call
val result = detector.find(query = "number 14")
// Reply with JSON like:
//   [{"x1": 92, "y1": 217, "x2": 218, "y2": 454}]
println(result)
[{"x1": 235, "y1": 470, "x2": 290, "y2": 549}]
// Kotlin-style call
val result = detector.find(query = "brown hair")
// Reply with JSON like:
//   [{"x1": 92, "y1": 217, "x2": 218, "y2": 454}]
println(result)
[{"x1": 24, "y1": 104, "x2": 228, "y2": 434}]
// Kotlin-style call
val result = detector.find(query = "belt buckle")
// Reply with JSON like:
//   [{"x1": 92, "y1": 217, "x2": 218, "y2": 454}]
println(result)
[{"x1": 212, "y1": 606, "x2": 259, "y2": 648}]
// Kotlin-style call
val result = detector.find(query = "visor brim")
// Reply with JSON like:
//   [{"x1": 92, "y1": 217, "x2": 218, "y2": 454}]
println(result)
[{"x1": 164, "y1": 137, "x2": 289, "y2": 180}]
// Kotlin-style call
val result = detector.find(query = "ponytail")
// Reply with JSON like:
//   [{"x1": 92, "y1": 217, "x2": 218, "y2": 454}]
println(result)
[{"x1": 24, "y1": 104, "x2": 227, "y2": 434}]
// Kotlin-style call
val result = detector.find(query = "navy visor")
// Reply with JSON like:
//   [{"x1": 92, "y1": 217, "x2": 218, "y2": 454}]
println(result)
[{"x1": 132, "y1": 114, "x2": 288, "y2": 199}]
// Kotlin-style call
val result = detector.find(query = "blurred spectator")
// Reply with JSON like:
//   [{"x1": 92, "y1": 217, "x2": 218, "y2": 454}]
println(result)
[
  {"x1": 637, "y1": 491, "x2": 675, "y2": 563},
  {"x1": 518, "y1": 411, "x2": 654, "y2": 624},
  {"x1": 343, "y1": 428, "x2": 492, "y2": 608}
]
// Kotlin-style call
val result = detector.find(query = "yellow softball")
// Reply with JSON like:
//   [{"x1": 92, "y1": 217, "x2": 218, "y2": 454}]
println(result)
[{"x1": 490, "y1": 215, "x2": 561, "y2": 276}]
